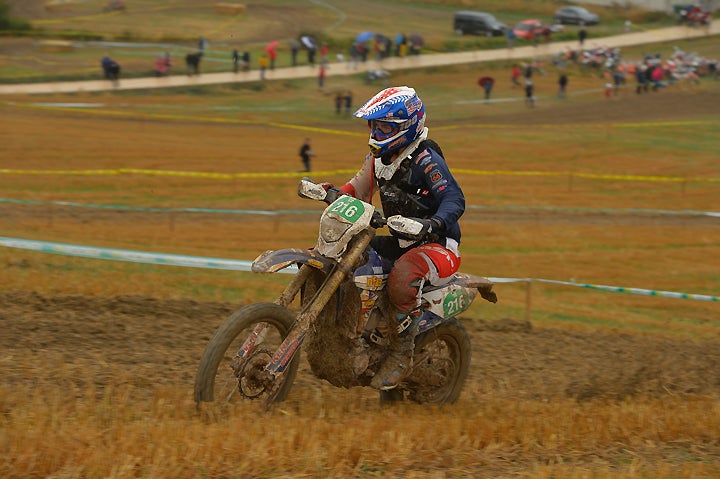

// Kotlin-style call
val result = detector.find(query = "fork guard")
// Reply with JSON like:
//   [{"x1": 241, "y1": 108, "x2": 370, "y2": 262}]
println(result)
[{"x1": 252, "y1": 248, "x2": 335, "y2": 274}]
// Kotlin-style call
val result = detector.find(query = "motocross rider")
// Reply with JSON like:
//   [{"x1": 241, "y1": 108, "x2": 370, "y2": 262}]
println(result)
[{"x1": 324, "y1": 86, "x2": 465, "y2": 390}]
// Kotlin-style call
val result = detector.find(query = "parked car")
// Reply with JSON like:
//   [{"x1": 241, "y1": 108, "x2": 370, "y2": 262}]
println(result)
[
  {"x1": 513, "y1": 19, "x2": 546, "y2": 40},
  {"x1": 453, "y1": 10, "x2": 507, "y2": 37},
  {"x1": 554, "y1": 6, "x2": 600, "y2": 25}
]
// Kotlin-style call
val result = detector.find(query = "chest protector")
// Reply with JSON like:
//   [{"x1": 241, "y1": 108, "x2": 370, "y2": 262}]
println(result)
[
  {"x1": 377, "y1": 163, "x2": 431, "y2": 219},
  {"x1": 376, "y1": 138, "x2": 443, "y2": 218},
  {"x1": 376, "y1": 140, "x2": 442, "y2": 220}
]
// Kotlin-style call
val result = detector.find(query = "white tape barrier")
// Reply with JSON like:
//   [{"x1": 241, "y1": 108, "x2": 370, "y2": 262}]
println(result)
[
  {"x1": 0, "y1": 236, "x2": 716, "y2": 302},
  {"x1": 0, "y1": 236, "x2": 267, "y2": 272}
]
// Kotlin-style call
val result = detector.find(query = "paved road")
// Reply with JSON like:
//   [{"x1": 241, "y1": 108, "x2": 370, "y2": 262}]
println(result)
[{"x1": 0, "y1": 24, "x2": 717, "y2": 95}]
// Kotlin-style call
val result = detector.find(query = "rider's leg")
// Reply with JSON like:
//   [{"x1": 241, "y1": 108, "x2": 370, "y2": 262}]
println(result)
[{"x1": 371, "y1": 243, "x2": 460, "y2": 390}]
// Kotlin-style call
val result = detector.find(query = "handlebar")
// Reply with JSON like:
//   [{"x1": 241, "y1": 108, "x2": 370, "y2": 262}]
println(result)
[
  {"x1": 298, "y1": 177, "x2": 387, "y2": 229},
  {"x1": 370, "y1": 211, "x2": 387, "y2": 229}
]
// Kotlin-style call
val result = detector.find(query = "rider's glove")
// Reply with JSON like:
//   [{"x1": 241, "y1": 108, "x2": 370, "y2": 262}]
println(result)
[{"x1": 387, "y1": 216, "x2": 442, "y2": 241}]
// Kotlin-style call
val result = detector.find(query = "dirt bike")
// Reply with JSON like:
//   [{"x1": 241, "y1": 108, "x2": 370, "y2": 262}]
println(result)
[{"x1": 194, "y1": 179, "x2": 497, "y2": 410}]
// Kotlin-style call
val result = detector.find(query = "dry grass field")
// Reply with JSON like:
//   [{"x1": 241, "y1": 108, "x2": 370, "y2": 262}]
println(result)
[
  {"x1": 2, "y1": 1, "x2": 720, "y2": 478},
  {"x1": 3, "y1": 74, "x2": 719, "y2": 477}
]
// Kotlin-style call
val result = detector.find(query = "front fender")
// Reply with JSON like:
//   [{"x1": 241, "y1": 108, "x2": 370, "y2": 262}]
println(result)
[{"x1": 251, "y1": 248, "x2": 334, "y2": 273}]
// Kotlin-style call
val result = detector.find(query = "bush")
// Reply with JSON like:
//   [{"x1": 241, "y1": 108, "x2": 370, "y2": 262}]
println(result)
[{"x1": 0, "y1": 0, "x2": 31, "y2": 31}]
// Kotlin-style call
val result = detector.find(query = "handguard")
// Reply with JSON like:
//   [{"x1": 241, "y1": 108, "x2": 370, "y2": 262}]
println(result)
[
  {"x1": 252, "y1": 248, "x2": 335, "y2": 274},
  {"x1": 386, "y1": 215, "x2": 431, "y2": 241}
]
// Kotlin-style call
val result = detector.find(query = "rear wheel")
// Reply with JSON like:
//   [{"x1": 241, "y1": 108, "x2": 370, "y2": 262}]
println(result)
[
  {"x1": 381, "y1": 319, "x2": 471, "y2": 404},
  {"x1": 194, "y1": 303, "x2": 300, "y2": 412}
]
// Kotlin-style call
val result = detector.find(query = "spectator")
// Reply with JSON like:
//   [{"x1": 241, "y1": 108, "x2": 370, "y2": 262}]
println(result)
[
  {"x1": 398, "y1": 40, "x2": 408, "y2": 57},
  {"x1": 524, "y1": 78, "x2": 535, "y2": 108},
  {"x1": 541, "y1": 25, "x2": 551, "y2": 43},
  {"x1": 232, "y1": 49, "x2": 240, "y2": 73},
  {"x1": 154, "y1": 55, "x2": 168, "y2": 76},
  {"x1": 635, "y1": 64, "x2": 646, "y2": 94},
  {"x1": 651, "y1": 65, "x2": 665, "y2": 91},
  {"x1": 318, "y1": 62, "x2": 327, "y2": 89},
  {"x1": 299, "y1": 137, "x2": 315, "y2": 172},
  {"x1": 320, "y1": 43, "x2": 329, "y2": 64},
  {"x1": 101, "y1": 56, "x2": 120, "y2": 82},
  {"x1": 164, "y1": 51, "x2": 172, "y2": 72},
  {"x1": 259, "y1": 54, "x2": 269, "y2": 80},
  {"x1": 506, "y1": 28, "x2": 516, "y2": 49},
  {"x1": 394, "y1": 32, "x2": 406, "y2": 56},
  {"x1": 644, "y1": 64, "x2": 654, "y2": 93},
  {"x1": 524, "y1": 62, "x2": 533, "y2": 80},
  {"x1": 268, "y1": 48, "x2": 277, "y2": 70},
  {"x1": 578, "y1": 26, "x2": 587, "y2": 48},
  {"x1": 335, "y1": 92, "x2": 343, "y2": 114},
  {"x1": 343, "y1": 91, "x2": 353, "y2": 114},
  {"x1": 477, "y1": 76, "x2": 495, "y2": 102},
  {"x1": 308, "y1": 45, "x2": 316, "y2": 65},
  {"x1": 358, "y1": 42, "x2": 368, "y2": 62},
  {"x1": 349, "y1": 43, "x2": 360, "y2": 70},
  {"x1": 604, "y1": 82, "x2": 613, "y2": 98},
  {"x1": 612, "y1": 68, "x2": 624, "y2": 95},
  {"x1": 511, "y1": 64, "x2": 521, "y2": 87},
  {"x1": 242, "y1": 51, "x2": 250, "y2": 72},
  {"x1": 185, "y1": 52, "x2": 202, "y2": 76},
  {"x1": 291, "y1": 42, "x2": 299, "y2": 66},
  {"x1": 708, "y1": 60, "x2": 717, "y2": 80},
  {"x1": 373, "y1": 38, "x2": 385, "y2": 62},
  {"x1": 558, "y1": 73, "x2": 568, "y2": 98}
]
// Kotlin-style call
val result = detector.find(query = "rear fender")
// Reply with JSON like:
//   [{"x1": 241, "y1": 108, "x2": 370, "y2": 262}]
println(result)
[
  {"x1": 454, "y1": 273, "x2": 498, "y2": 303},
  {"x1": 252, "y1": 248, "x2": 335, "y2": 274}
]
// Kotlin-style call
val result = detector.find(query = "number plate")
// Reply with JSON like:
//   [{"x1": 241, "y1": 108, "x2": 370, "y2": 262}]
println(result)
[{"x1": 328, "y1": 196, "x2": 366, "y2": 223}]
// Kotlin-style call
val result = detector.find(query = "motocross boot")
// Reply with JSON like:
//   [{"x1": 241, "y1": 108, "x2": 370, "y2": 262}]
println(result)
[{"x1": 370, "y1": 310, "x2": 420, "y2": 390}]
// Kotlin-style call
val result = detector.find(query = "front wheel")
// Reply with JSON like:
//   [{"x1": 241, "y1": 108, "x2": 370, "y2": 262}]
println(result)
[
  {"x1": 382, "y1": 318, "x2": 471, "y2": 404},
  {"x1": 194, "y1": 303, "x2": 300, "y2": 410}
]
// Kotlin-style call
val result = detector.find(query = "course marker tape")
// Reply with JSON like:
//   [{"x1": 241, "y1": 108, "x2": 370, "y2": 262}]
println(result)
[
  {"x1": 0, "y1": 236, "x2": 260, "y2": 272},
  {"x1": 7, "y1": 100, "x2": 718, "y2": 134},
  {"x1": 1, "y1": 237, "x2": 716, "y2": 302},
  {"x1": 2, "y1": 168, "x2": 718, "y2": 183},
  {"x1": 0, "y1": 197, "x2": 320, "y2": 215},
  {"x1": 2, "y1": 197, "x2": 718, "y2": 219}
]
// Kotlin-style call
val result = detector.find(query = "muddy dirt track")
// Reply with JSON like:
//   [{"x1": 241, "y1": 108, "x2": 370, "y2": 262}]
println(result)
[{"x1": 2, "y1": 290, "x2": 720, "y2": 402}]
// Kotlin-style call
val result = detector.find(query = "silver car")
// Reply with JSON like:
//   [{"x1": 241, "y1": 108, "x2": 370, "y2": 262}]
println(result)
[{"x1": 554, "y1": 6, "x2": 600, "y2": 25}]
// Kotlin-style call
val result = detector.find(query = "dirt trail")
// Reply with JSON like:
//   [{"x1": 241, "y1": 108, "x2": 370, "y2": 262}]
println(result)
[{"x1": 2, "y1": 291, "x2": 719, "y2": 402}]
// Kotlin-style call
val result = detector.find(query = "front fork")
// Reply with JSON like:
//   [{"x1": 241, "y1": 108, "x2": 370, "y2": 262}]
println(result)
[
  {"x1": 240, "y1": 231, "x2": 375, "y2": 407},
  {"x1": 265, "y1": 230, "x2": 374, "y2": 375}
]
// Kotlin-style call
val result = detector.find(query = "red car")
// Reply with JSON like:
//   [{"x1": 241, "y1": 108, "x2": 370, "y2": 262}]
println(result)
[{"x1": 513, "y1": 19, "x2": 558, "y2": 40}]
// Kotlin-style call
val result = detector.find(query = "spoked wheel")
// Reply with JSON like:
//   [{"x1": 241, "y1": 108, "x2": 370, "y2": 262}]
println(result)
[
  {"x1": 194, "y1": 303, "x2": 300, "y2": 412},
  {"x1": 383, "y1": 318, "x2": 471, "y2": 404}
]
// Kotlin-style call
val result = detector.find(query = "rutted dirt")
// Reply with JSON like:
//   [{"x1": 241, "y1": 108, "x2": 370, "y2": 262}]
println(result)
[{"x1": 2, "y1": 291, "x2": 719, "y2": 401}]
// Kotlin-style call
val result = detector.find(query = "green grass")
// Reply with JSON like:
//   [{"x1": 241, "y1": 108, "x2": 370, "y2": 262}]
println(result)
[{"x1": 0, "y1": 0, "x2": 697, "y2": 83}]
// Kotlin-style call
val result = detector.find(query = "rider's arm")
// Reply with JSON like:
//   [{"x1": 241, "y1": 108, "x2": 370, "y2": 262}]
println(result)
[
  {"x1": 415, "y1": 149, "x2": 465, "y2": 230},
  {"x1": 338, "y1": 153, "x2": 375, "y2": 202}
]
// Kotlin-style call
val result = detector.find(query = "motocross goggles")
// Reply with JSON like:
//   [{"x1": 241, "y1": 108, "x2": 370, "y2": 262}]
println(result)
[{"x1": 368, "y1": 119, "x2": 406, "y2": 142}]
